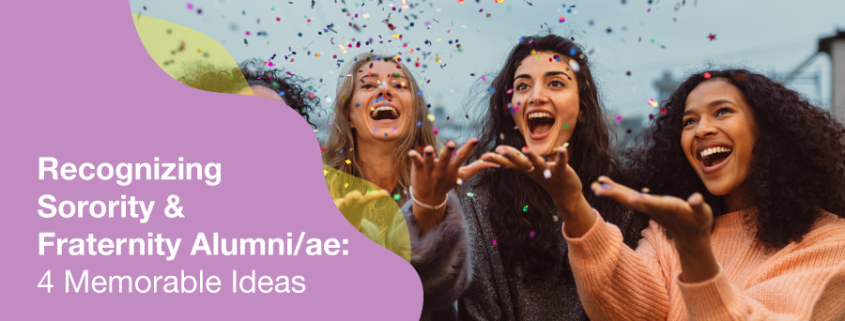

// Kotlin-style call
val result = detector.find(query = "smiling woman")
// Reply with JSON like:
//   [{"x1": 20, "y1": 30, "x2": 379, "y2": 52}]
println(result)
[
  {"x1": 455, "y1": 35, "x2": 639, "y2": 321},
  {"x1": 563, "y1": 69, "x2": 845, "y2": 320},
  {"x1": 322, "y1": 53, "x2": 495, "y2": 321}
]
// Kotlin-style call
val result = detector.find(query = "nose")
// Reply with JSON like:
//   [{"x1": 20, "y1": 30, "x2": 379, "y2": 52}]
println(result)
[
  {"x1": 694, "y1": 116, "x2": 717, "y2": 139},
  {"x1": 529, "y1": 85, "x2": 548, "y2": 106},
  {"x1": 378, "y1": 82, "x2": 394, "y2": 98}
]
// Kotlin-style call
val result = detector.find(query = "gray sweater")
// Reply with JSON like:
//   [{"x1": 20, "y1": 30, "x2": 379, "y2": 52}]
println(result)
[
  {"x1": 456, "y1": 176, "x2": 589, "y2": 321},
  {"x1": 402, "y1": 190, "x2": 473, "y2": 321}
]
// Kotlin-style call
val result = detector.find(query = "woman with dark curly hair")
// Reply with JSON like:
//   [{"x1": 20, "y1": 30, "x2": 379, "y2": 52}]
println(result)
[
  {"x1": 456, "y1": 34, "x2": 639, "y2": 320},
  {"x1": 556, "y1": 69, "x2": 845, "y2": 319}
]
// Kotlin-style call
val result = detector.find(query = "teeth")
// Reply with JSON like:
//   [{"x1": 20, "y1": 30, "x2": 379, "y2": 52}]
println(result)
[
  {"x1": 528, "y1": 112, "x2": 553, "y2": 120},
  {"x1": 699, "y1": 146, "x2": 732, "y2": 159},
  {"x1": 371, "y1": 106, "x2": 398, "y2": 118}
]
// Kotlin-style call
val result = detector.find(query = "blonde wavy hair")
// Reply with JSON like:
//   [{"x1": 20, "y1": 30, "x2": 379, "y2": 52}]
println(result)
[{"x1": 323, "y1": 53, "x2": 438, "y2": 203}]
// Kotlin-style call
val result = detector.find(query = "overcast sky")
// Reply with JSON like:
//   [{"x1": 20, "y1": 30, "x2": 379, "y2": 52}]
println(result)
[{"x1": 130, "y1": 0, "x2": 844, "y2": 132}]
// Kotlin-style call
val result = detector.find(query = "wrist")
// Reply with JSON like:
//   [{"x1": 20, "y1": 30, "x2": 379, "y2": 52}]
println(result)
[
  {"x1": 674, "y1": 233, "x2": 711, "y2": 255},
  {"x1": 552, "y1": 193, "x2": 584, "y2": 217}
]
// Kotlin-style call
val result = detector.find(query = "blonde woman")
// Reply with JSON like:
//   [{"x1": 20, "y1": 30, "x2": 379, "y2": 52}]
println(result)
[{"x1": 324, "y1": 53, "x2": 494, "y2": 321}]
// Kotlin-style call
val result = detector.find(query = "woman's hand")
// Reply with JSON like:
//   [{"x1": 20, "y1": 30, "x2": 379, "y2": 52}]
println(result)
[
  {"x1": 480, "y1": 144, "x2": 583, "y2": 214},
  {"x1": 334, "y1": 189, "x2": 390, "y2": 229},
  {"x1": 590, "y1": 176, "x2": 713, "y2": 243},
  {"x1": 408, "y1": 138, "x2": 494, "y2": 230},
  {"x1": 591, "y1": 176, "x2": 719, "y2": 282},
  {"x1": 479, "y1": 144, "x2": 597, "y2": 236}
]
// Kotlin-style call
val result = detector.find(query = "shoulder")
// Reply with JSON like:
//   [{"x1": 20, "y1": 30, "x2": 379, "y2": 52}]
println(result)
[{"x1": 803, "y1": 211, "x2": 845, "y2": 245}]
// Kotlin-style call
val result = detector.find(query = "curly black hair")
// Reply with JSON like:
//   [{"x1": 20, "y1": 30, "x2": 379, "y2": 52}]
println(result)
[
  {"x1": 239, "y1": 58, "x2": 319, "y2": 126},
  {"x1": 474, "y1": 35, "x2": 639, "y2": 282},
  {"x1": 623, "y1": 69, "x2": 845, "y2": 249}
]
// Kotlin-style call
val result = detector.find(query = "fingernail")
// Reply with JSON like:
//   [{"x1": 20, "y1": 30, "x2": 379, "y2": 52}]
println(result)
[
  {"x1": 425, "y1": 151, "x2": 433, "y2": 155},
  {"x1": 471, "y1": 140, "x2": 479, "y2": 146},
  {"x1": 600, "y1": 183, "x2": 613, "y2": 190}
]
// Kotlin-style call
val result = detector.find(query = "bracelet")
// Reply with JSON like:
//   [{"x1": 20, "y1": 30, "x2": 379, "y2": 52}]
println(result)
[{"x1": 409, "y1": 186, "x2": 449, "y2": 210}]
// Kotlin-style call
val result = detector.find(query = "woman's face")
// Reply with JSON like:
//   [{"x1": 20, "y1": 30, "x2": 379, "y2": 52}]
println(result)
[
  {"x1": 348, "y1": 60, "x2": 415, "y2": 145},
  {"x1": 511, "y1": 51, "x2": 580, "y2": 157},
  {"x1": 681, "y1": 79, "x2": 758, "y2": 197}
]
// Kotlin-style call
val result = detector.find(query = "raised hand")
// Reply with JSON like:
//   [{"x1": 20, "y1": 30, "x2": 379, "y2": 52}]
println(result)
[
  {"x1": 480, "y1": 144, "x2": 583, "y2": 214},
  {"x1": 590, "y1": 176, "x2": 713, "y2": 242},
  {"x1": 408, "y1": 138, "x2": 495, "y2": 230},
  {"x1": 591, "y1": 176, "x2": 719, "y2": 282},
  {"x1": 334, "y1": 189, "x2": 390, "y2": 229}
]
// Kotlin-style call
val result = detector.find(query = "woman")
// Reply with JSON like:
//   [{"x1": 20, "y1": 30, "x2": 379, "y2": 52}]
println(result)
[
  {"x1": 555, "y1": 69, "x2": 845, "y2": 319},
  {"x1": 457, "y1": 34, "x2": 639, "y2": 320},
  {"x1": 323, "y1": 53, "x2": 495, "y2": 320}
]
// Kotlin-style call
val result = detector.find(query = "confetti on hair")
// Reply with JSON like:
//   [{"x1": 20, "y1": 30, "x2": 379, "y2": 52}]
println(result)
[
  {"x1": 467, "y1": 192, "x2": 476, "y2": 197},
  {"x1": 427, "y1": 114, "x2": 435, "y2": 122},
  {"x1": 523, "y1": 205, "x2": 529, "y2": 212},
  {"x1": 393, "y1": 193, "x2": 401, "y2": 200},
  {"x1": 345, "y1": 159, "x2": 352, "y2": 164},
  {"x1": 569, "y1": 60, "x2": 581, "y2": 72},
  {"x1": 529, "y1": 230, "x2": 536, "y2": 238},
  {"x1": 703, "y1": 72, "x2": 712, "y2": 79}
]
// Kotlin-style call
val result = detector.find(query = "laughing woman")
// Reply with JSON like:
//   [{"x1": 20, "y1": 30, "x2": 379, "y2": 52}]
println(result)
[
  {"x1": 555, "y1": 70, "x2": 845, "y2": 320},
  {"x1": 457, "y1": 35, "x2": 639, "y2": 320},
  {"x1": 323, "y1": 53, "x2": 494, "y2": 320}
]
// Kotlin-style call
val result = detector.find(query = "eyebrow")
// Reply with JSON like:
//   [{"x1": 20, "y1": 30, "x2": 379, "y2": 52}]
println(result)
[
  {"x1": 359, "y1": 73, "x2": 379, "y2": 83},
  {"x1": 514, "y1": 71, "x2": 572, "y2": 81},
  {"x1": 359, "y1": 72, "x2": 406, "y2": 83},
  {"x1": 683, "y1": 99, "x2": 737, "y2": 116}
]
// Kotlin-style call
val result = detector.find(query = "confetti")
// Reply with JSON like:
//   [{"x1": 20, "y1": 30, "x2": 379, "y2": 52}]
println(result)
[
  {"x1": 523, "y1": 205, "x2": 529, "y2": 212},
  {"x1": 529, "y1": 230, "x2": 536, "y2": 238},
  {"x1": 707, "y1": 33, "x2": 717, "y2": 41},
  {"x1": 648, "y1": 98, "x2": 658, "y2": 107},
  {"x1": 543, "y1": 169, "x2": 552, "y2": 179},
  {"x1": 616, "y1": 116, "x2": 623, "y2": 122},
  {"x1": 345, "y1": 159, "x2": 351, "y2": 164},
  {"x1": 492, "y1": 238, "x2": 498, "y2": 245},
  {"x1": 393, "y1": 194, "x2": 401, "y2": 200},
  {"x1": 427, "y1": 114, "x2": 435, "y2": 121},
  {"x1": 703, "y1": 72, "x2": 712, "y2": 79},
  {"x1": 569, "y1": 60, "x2": 581, "y2": 72},
  {"x1": 467, "y1": 192, "x2": 476, "y2": 197}
]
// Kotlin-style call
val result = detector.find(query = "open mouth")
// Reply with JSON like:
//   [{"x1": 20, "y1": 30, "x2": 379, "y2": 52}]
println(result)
[
  {"x1": 527, "y1": 111, "x2": 555, "y2": 137},
  {"x1": 698, "y1": 146, "x2": 732, "y2": 174},
  {"x1": 370, "y1": 105, "x2": 400, "y2": 121}
]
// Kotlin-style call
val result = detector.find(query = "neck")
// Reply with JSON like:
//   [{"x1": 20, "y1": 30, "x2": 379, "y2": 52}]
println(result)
[
  {"x1": 356, "y1": 138, "x2": 399, "y2": 192},
  {"x1": 723, "y1": 185, "x2": 751, "y2": 213}
]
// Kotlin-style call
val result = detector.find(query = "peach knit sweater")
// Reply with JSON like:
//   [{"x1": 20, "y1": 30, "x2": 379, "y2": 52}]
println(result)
[{"x1": 564, "y1": 210, "x2": 845, "y2": 320}]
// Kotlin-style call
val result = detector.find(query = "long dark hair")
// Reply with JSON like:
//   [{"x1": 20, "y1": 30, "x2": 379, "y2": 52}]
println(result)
[
  {"x1": 624, "y1": 69, "x2": 845, "y2": 248},
  {"x1": 475, "y1": 35, "x2": 632, "y2": 281}
]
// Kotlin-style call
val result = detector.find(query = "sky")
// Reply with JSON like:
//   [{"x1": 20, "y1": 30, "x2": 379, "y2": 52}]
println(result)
[{"x1": 129, "y1": 0, "x2": 844, "y2": 138}]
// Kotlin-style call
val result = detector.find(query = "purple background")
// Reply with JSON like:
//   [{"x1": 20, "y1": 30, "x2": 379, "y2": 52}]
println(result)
[{"x1": 0, "y1": 1, "x2": 421, "y2": 319}]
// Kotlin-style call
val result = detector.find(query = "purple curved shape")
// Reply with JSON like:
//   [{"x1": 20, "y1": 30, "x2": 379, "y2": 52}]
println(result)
[{"x1": 0, "y1": 1, "x2": 422, "y2": 320}]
